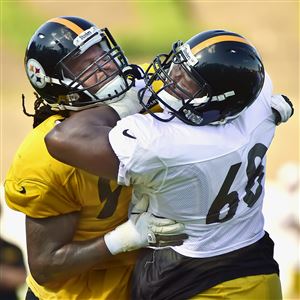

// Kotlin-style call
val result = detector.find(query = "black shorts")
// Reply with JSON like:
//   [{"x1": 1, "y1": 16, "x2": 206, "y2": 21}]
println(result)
[{"x1": 131, "y1": 232, "x2": 279, "y2": 300}]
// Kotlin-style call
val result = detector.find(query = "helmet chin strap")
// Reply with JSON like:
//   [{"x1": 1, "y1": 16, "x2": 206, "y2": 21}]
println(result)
[
  {"x1": 46, "y1": 74, "x2": 129, "y2": 111},
  {"x1": 157, "y1": 89, "x2": 243, "y2": 125},
  {"x1": 94, "y1": 75, "x2": 127, "y2": 103},
  {"x1": 157, "y1": 90, "x2": 208, "y2": 112},
  {"x1": 60, "y1": 74, "x2": 128, "y2": 104},
  {"x1": 157, "y1": 90, "x2": 183, "y2": 111}
]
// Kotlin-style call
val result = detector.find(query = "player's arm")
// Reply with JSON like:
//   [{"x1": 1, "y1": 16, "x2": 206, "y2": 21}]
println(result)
[
  {"x1": 46, "y1": 93, "x2": 294, "y2": 178},
  {"x1": 26, "y1": 199, "x2": 187, "y2": 285},
  {"x1": 271, "y1": 94, "x2": 294, "y2": 125},
  {"x1": 45, "y1": 71, "x2": 160, "y2": 178},
  {"x1": 45, "y1": 105, "x2": 120, "y2": 180},
  {"x1": 26, "y1": 211, "x2": 112, "y2": 284}
]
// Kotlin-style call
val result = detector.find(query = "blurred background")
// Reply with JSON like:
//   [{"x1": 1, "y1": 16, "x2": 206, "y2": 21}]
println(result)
[{"x1": 0, "y1": 1, "x2": 299, "y2": 299}]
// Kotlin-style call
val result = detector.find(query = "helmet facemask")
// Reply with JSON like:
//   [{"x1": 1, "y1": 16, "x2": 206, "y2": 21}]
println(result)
[
  {"x1": 25, "y1": 17, "x2": 143, "y2": 115},
  {"x1": 139, "y1": 42, "x2": 213, "y2": 125},
  {"x1": 50, "y1": 27, "x2": 132, "y2": 110},
  {"x1": 139, "y1": 30, "x2": 265, "y2": 126}
]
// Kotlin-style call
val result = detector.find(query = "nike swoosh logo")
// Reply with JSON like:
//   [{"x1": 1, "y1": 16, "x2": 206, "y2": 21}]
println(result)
[
  {"x1": 122, "y1": 129, "x2": 136, "y2": 139},
  {"x1": 18, "y1": 186, "x2": 26, "y2": 194}
]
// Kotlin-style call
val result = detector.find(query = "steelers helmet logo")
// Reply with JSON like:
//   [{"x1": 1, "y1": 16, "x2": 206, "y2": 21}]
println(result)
[{"x1": 26, "y1": 58, "x2": 47, "y2": 88}]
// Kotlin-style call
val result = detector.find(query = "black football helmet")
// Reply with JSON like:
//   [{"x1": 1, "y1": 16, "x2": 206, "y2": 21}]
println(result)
[
  {"x1": 25, "y1": 16, "x2": 137, "y2": 111},
  {"x1": 138, "y1": 29, "x2": 265, "y2": 125}
]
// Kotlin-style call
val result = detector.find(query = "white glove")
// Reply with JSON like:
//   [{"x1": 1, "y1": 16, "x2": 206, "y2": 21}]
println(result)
[
  {"x1": 104, "y1": 196, "x2": 187, "y2": 255},
  {"x1": 271, "y1": 94, "x2": 294, "y2": 125}
]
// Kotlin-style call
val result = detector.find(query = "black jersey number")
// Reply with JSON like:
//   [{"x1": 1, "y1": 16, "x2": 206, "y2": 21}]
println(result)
[
  {"x1": 97, "y1": 178, "x2": 122, "y2": 219},
  {"x1": 206, "y1": 143, "x2": 267, "y2": 224}
]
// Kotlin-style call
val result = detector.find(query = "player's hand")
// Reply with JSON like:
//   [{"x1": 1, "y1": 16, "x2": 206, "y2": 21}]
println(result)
[
  {"x1": 104, "y1": 196, "x2": 188, "y2": 255},
  {"x1": 271, "y1": 94, "x2": 294, "y2": 125}
]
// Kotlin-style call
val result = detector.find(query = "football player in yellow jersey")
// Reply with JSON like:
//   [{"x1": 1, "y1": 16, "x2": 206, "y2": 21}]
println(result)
[{"x1": 4, "y1": 16, "x2": 186, "y2": 300}]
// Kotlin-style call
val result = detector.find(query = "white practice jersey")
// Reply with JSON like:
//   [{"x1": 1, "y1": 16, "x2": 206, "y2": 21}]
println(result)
[{"x1": 109, "y1": 75, "x2": 275, "y2": 258}]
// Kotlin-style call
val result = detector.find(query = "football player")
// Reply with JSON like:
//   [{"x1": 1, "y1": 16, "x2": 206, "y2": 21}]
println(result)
[
  {"x1": 45, "y1": 29, "x2": 294, "y2": 299},
  {"x1": 4, "y1": 16, "x2": 186, "y2": 300}
]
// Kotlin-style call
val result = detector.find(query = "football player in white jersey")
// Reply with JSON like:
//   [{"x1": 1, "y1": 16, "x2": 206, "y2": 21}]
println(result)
[{"x1": 45, "y1": 29, "x2": 294, "y2": 299}]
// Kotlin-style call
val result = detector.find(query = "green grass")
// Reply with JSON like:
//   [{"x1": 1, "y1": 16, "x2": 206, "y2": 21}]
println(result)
[
  {"x1": 118, "y1": 1, "x2": 198, "y2": 59},
  {"x1": 1, "y1": 1, "x2": 201, "y2": 60},
  {"x1": 1, "y1": 1, "x2": 45, "y2": 53}
]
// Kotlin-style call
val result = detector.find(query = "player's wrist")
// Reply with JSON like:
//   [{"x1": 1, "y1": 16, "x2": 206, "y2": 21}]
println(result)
[{"x1": 103, "y1": 219, "x2": 142, "y2": 255}]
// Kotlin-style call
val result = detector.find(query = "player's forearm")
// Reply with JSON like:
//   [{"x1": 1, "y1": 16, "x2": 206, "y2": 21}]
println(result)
[{"x1": 31, "y1": 237, "x2": 112, "y2": 284}]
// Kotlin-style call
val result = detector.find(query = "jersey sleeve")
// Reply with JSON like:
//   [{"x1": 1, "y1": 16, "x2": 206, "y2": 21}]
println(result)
[
  {"x1": 5, "y1": 176, "x2": 81, "y2": 218},
  {"x1": 109, "y1": 114, "x2": 162, "y2": 187},
  {"x1": 261, "y1": 72, "x2": 273, "y2": 109},
  {"x1": 4, "y1": 115, "x2": 82, "y2": 218},
  {"x1": 237, "y1": 70, "x2": 275, "y2": 132}
]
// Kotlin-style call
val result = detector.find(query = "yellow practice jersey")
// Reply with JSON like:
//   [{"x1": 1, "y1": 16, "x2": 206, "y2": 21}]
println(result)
[{"x1": 5, "y1": 115, "x2": 138, "y2": 300}]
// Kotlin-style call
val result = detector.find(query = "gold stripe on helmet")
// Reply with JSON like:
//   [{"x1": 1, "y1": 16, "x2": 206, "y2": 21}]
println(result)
[
  {"x1": 48, "y1": 17, "x2": 84, "y2": 35},
  {"x1": 191, "y1": 35, "x2": 252, "y2": 55}
]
